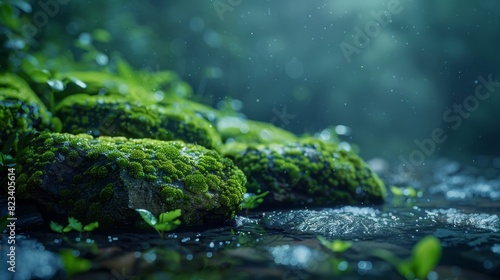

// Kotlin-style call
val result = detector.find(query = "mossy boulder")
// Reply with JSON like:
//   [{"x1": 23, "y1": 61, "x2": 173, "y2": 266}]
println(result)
[
  {"x1": 55, "y1": 94, "x2": 222, "y2": 150},
  {"x1": 223, "y1": 139, "x2": 386, "y2": 207},
  {"x1": 0, "y1": 73, "x2": 52, "y2": 144},
  {"x1": 17, "y1": 132, "x2": 246, "y2": 228}
]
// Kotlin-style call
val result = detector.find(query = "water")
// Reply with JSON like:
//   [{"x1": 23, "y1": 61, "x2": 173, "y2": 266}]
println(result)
[{"x1": 2, "y1": 160, "x2": 499, "y2": 280}]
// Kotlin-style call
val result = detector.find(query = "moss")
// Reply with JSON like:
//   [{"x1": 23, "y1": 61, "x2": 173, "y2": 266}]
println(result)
[
  {"x1": 18, "y1": 132, "x2": 247, "y2": 226},
  {"x1": 128, "y1": 162, "x2": 144, "y2": 179},
  {"x1": 72, "y1": 199, "x2": 87, "y2": 218},
  {"x1": 223, "y1": 139, "x2": 385, "y2": 206},
  {"x1": 55, "y1": 94, "x2": 223, "y2": 150},
  {"x1": 88, "y1": 203, "x2": 103, "y2": 221},
  {"x1": 0, "y1": 74, "x2": 52, "y2": 146},
  {"x1": 68, "y1": 150, "x2": 79, "y2": 161},
  {"x1": 160, "y1": 186, "x2": 185, "y2": 202},
  {"x1": 99, "y1": 184, "x2": 114, "y2": 202},
  {"x1": 130, "y1": 150, "x2": 146, "y2": 160},
  {"x1": 184, "y1": 173, "x2": 209, "y2": 193},
  {"x1": 117, "y1": 158, "x2": 128, "y2": 168}
]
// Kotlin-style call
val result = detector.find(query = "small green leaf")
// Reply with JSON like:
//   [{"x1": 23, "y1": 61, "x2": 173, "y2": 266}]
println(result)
[
  {"x1": 390, "y1": 186, "x2": 403, "y2": 196},
  {"x1": 135, "y1": 209, "x2": 157, "y2": 226},
  {"x1": 29, "y1": 69, "x2": 51, "y2": 83},
  {"x1": 241, "y1": 191, "x2": 269, "y2": 210},
  {"x1": 318, "y1": 236, "x2": 352, "y2": 253},
  {"x1": 68, "y1": 217, "x2": 83, "y2": 232},
  {"x1": 60, "y1": 249, "x2": 92, "y2": 277},
  {"x1": 411, "y1": 236, "x2": 441, "y2": 278},
  {"x1": 47, "y1": 79, "x2": 65, "y2": 91},
  {"x1": 155, "y1": 219, "x2": 181, "y2": 232},
  {"x1": 158, "y1": 209, "x2": 182, "y2": 223},
  {"x1": 92, "y1": 28, "x2": 111, "y2": 42},
  {"x1": 70, "y1": 77, "x2": 87, "y2": 89},
  {"x1": 83, "y1": 221, "x2": 99, "y2": 232},
  {"x1": 63, "y1": 225, "x2": 73, "y2": 233},
  {"x1": 50, "y1": 221, "x2": 64, "y2": 233}
]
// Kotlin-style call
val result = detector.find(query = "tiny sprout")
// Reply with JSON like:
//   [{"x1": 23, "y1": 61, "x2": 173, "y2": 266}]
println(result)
[
  {"x1": 50, "y1": 217, "x2": 99, "y2": 236},
  {"x1": 59, "y1": 249, "x2": 92, "y2": 278},
  {"x1": 372, "y1": 235, "x2": 442, "y2": 280},
  {"x1": 317, "y1": 236, "x2": 353, "y2": 253},
  {"x1": 241, "y1": 191, "x2": 269, "y2": 215},
  {"x1": 136, "y1": 209, "x2": 182, "y2": 239}
]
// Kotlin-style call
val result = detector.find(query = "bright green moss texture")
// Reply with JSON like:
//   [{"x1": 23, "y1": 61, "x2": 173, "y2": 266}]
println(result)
[
  {"x1": 0, "y1": 73, "x2": 51, "y2": 143},
  {"x1": 55, "y1": 94, "x2": 222, "y2": 150},
  {"x1": 223, "y1": 139, "x2": 386, "y2": 206},
  {"x1": 17, "y1": 132, "x2": 246, "y2": 227}
]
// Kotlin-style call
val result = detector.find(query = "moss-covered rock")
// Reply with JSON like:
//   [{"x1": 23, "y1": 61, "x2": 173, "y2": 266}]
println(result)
[
  {"x1": 223, "y1": 139, "x2": 386, "y2": 207},
  {"x1": 55, "y1": 94, "x2": 222, "y2": 150},
  {"x1": 217, "y1": 117, "x2": 298, "y2": 144},
  {"x1": 17, "y1": 132, "x2": 246, "y2": 228},
  {"x1": 0, "y1": 73, "x2": 52, "y2": 144}
]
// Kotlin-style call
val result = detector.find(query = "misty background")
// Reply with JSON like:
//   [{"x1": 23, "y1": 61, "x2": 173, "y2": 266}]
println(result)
[{"x1": 18, "y1": 0, "x2": 500, "y2": 167}]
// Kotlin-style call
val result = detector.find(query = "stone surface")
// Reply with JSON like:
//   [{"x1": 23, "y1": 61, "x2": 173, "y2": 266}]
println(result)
[
  {"x1": 0, "y1": 73, "x2": 52, "y2": 144},
  {"x1": 55, "y1": 94, "x2": 222, "y2": 150},
  {"x1": 17, "y1": 132, "x2": 246, "y2": 228},
  {"x1": 223, "y1": 139, "x2": 386, "y2": 206}
]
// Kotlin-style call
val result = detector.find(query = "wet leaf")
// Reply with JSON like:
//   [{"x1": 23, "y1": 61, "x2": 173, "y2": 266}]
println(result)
[
  {"x1": 411, "y1": 235, "x2": 441, "y2": 278},
  {"x1": 50, "y1": 221, "x2": 64, "y2": 233},
  {"x1": 68, "y1": 217, "x2": 83, "y2": 232},
  {"x1": 158, "y1": 209, "x2": 182, "y2": 223},
  {"x1": 29, "y1": 69, "x2": 51, "y2": 83},
  {"x1": 83, "y1": 221, "x2": 99, "y2": 232},
  {"x1": 47, "y1": 79, "x2": 65, "y2": 91},
  {"x1": 155, "y1": 219, "x2": 181, "y2": 232},
  {"x1": 135, "y1": 209, "x2": 157, "y2": 226}
]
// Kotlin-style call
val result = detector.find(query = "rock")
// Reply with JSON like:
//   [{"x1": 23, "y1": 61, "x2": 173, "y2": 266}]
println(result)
[
  {"x1": 223, "y1": 139, "x2": 386, "y2": 206},
  {"x1": 0, "y1": 73, "x2": 53, "y2": 144},
  {"x1": 55, "y1": 94, "x2": 222, "y2": 150},
  {"x1": 17, "y1": 132, "x2": 246, "y2": 228}
]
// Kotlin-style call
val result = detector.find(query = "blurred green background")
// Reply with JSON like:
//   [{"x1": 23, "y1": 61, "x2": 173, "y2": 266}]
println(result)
[{"x1": 2, "y1": 0, "x2": 500, "y2": 167}]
